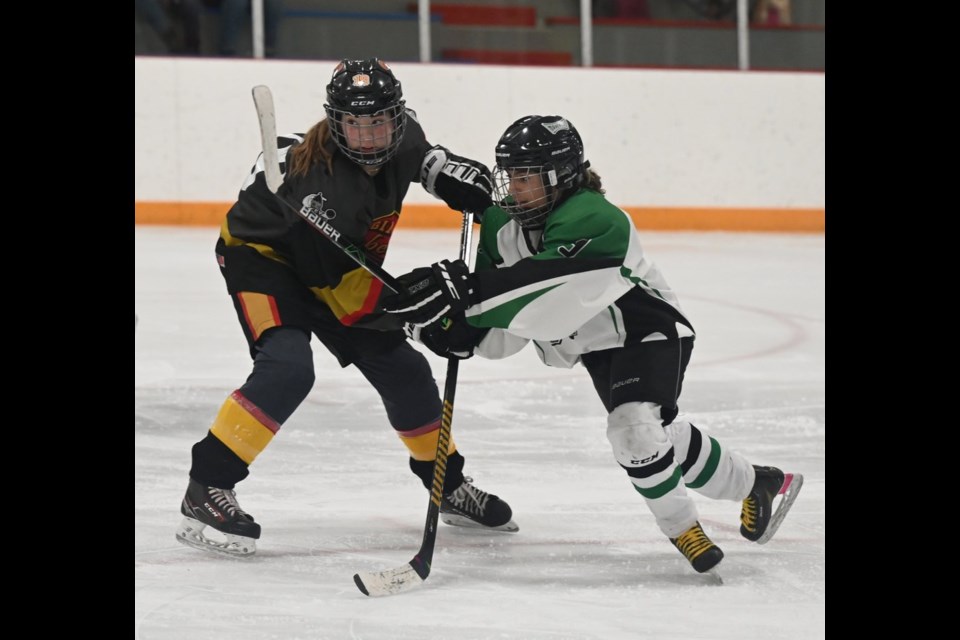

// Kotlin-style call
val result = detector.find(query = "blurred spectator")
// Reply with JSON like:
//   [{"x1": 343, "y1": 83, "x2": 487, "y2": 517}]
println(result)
[
  {"x1": 752, "y1": 0, "x2": 792, "y2": 25},
  {"x1": 593, "y1": 0, "x2": 650, "y2": 18},
  {"x1": 135, "y1": 0, "x2": 202, "y2": 55},
  {"x1": 210, "y1": 0, "x2": 284, "y2": 58},
  {"x1": 672, "y1": 1, "x2": 735, "y2": 21}
]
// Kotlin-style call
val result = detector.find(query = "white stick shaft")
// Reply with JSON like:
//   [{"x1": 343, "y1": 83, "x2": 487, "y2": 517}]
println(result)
[{"x1": 251, "y1": 85, "x2": 283, "y2": 193}]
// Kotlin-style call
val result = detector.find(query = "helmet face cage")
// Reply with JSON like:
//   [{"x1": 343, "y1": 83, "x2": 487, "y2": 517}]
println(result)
[
  {"x1": 492, "y1": 165, "x2": 561, "y2": 229},
  {"x1": 324, "y1": 103, "x2": 407, "y2": 166},
  {"x1": 324, "y1": 58, "x2": 408, "y2": 166},
  {"x1": 492, "y1": 115, "x2": 585, "y2": 229}
]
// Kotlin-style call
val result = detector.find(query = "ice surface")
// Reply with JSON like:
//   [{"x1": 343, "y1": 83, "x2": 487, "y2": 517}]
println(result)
[{"x1": 135, "y1": 227, "x2": 824, "y2": 640}]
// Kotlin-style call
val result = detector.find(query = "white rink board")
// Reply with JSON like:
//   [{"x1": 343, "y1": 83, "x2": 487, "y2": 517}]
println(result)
[{"x1": 134, "y1": 58, "x2": 824, "y2": 210}]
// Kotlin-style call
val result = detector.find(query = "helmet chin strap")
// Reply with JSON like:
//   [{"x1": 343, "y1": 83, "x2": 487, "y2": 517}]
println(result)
[{"x1": 543, "y1": 171, "x2": 582, "y2": 217}]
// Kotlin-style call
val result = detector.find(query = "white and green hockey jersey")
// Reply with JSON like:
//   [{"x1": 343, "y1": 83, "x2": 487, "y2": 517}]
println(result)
[{"x1": 467, "y1": 189, "x2": 695, "y2": 368}]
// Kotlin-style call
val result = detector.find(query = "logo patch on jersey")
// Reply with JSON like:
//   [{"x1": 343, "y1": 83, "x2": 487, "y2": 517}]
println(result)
[
  {"x1": 541, "y1": 119, "x2": 571, "y2": 135},
  {"x1": 557, "y1": 238, "x2": 590, "y2": 258},
  {"x1": 300, "y1": 192, "x2": 337, "y2": 222},
  {"x1": 364, "y1": 211, "x2": 399, "y2": 263},
  {"x1": 351, "y1": 73, "x2": 370, "y2": 87}
]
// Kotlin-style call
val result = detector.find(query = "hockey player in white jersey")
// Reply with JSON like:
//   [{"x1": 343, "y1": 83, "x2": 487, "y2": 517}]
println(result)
[{"x1": 384, "y1": 114, "x2": 803, "y2": 574}]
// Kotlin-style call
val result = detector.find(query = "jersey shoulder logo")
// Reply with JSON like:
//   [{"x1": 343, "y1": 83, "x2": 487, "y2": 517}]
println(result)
[
  {"x1": 300, "y1": 192, "x2": 337, "y2": 222},
  {"x1": 557, "y1": 238, "x2": 590, "y2": 258}
]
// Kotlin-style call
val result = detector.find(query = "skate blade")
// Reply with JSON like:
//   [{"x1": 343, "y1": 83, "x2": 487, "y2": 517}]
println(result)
[
  {"x1": 756, "y1": 473, "x2": 804, "y2": 545},
  {"x1": 440, "y1": 513, "x2": 519, "y2": 532},
  {"x1": 703, "y1": 568, "x2": 724, "y2": 585},
  {"x1": 175, "y1": 517, "x2": 257, "y2": 557}
]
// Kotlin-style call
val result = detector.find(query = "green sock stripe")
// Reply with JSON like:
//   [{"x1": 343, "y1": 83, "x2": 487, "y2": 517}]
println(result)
[
  {"x1": 632, "y1": 466, "x2": 682, "y2": 499},
  {"x1": 686, "y1": 436, "x2": 721, "y2": 489}
]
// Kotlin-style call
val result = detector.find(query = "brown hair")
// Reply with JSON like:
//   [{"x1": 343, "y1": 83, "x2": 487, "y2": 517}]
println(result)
[
  {"x1": 582, "y1": 167, "x2": 604, "y2": 193},
  {"x1": 287, "y1": 119, "x2": 336, "y2": 177}
]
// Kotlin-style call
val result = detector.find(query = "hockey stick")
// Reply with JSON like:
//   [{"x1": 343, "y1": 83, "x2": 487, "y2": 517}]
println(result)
[
  {"x1": 251, "y1": 85, "x2": 402, "y2": 293},
  {"x1": 353, "y1": 211, "x2": 474, "y2": 597}
]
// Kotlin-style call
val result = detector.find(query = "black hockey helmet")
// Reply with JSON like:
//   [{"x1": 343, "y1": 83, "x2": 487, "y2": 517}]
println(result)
[
  {"x1": 324, "y1": 58, "x2": 407, "y2": 166},
  {"x1": 492, "y1": 115, "x2": 587, "y2": 229}
]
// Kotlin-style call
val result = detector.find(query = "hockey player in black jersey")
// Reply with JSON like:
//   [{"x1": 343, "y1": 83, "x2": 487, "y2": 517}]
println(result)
[
  {"x1": 384, "y1": 114, "x2": 803, "y2": 574},
  {"x1": 176, "y1": 59, "x2": 517, "y2": 557}
]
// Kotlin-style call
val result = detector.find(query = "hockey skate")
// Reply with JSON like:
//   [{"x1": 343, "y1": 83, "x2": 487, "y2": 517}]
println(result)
[
  {"x1": 670, "y1": 521, "x2": 724, "y2": 573},
  {"x1": 176, "y1": 478, "x2": 261, "y2": 557},
  {"x1": 440, "y1": 477, "x2": 518, "y2": 532},
  {"x1": 740, "y1": 465, "x2": 804, "y2": 544}
]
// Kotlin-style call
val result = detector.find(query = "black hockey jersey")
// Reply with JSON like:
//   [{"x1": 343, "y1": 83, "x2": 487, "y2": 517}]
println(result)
[{"x1": 220, "y1": 112, "x2": 431, "y2": 330}]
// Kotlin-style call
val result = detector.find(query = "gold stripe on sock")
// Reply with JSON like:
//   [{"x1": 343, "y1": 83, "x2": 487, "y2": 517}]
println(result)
[
  {"x1": 210, "y1": 393, "x2": 276, "y2": 464},
  {"x1": 397, "y1": 421, "x2": 458, "y2": 461}
]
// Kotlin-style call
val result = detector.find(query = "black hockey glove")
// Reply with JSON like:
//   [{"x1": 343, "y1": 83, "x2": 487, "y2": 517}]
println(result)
[
  {"x1": 420, "y1": 145, "x2": 492, "y2": 220},
  {"x1": 383, "y1": 259, "x2": 476, "y2": 327},
  {"x1": 405, "y1": 315, "x2": 489, "y2": 360}
]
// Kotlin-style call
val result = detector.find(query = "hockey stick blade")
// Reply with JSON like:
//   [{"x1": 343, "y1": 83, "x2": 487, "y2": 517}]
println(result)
[
  {"x1": 251, "y1": 85, "x2": 283, "y2": 193},
  {"x1": 353, "y1": 557, "x2": 429, "y2": 597},
  {"x1": 756, "y1": 472, "x2": 804, "y2": 545}
]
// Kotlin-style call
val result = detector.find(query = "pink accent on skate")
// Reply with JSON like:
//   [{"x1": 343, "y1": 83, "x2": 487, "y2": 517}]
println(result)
[{"x1": 779, "y1": 473, "x2": 794, "y2": 495}]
